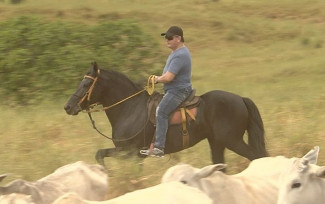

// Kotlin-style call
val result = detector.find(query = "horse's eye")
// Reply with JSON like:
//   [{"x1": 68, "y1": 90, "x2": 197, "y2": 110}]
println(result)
[
  {"x1": 291, "y1": 182, "x2": 301, "y2": 189},
  {"x1": 83, "y1": 81, "x2": 91, "y2": 88}
]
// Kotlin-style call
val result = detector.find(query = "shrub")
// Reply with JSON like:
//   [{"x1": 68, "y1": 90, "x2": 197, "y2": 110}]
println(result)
[
  {"x1": 2, "y1": 0, "x2": 24, "y2": 4},
  {"x1": 0, "y1": 16, "x2": 162, "y2": 105}
]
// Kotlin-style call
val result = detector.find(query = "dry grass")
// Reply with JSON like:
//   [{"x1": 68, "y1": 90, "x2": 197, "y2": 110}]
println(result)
[{"x1": 0, "y1": 0, "x2": 324, "y2": 198}]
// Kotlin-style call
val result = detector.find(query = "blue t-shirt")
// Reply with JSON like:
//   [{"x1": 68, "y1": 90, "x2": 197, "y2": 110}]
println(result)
[{"x1": 162, "y1": 46, "x2": 192, "y2": 92}]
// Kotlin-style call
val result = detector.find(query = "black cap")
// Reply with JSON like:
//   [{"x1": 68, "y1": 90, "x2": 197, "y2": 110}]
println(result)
[
  {"x1": 161, "y1": 26, "x2": 184, "y2": 42},
  {"x1": 161, "y1": 26, "x2": 183, "y2": 37}
]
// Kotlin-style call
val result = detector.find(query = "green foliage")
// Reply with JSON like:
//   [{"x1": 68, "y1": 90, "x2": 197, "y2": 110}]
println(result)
[
  {"x1": 0, "y1": 16, "x2": 162, "y2": 105},
  {"x1": 1, "y1": 0, "x2": 24, "y2": 4}
]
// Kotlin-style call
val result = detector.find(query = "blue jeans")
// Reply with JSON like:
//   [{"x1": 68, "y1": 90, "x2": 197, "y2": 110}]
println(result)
[{"x1": 154, "y1": 86, "x2": 192, "y2": 149}]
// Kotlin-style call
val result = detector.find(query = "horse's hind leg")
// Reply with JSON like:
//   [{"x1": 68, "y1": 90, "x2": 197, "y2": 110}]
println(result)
[
  {"x1": 226, "y1": 139, "x2": 258, "y2": 161},
  {"x1": 211, "y1": 124, "x2": 257, "y2": 161},
  {"x1": 207, "y1": 137, "x2": 226, "y2": 164}
]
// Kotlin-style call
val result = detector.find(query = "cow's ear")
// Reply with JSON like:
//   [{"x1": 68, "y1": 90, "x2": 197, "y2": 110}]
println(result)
[
  {"x1": 0, "y1": 174, "x2": 7, "y2": 183},
  {"x1": 316, "y1": 166, "x2": 325, "y2": 179},
  {"x1": 302, "y1": 146, "x2": 319, "y2": 165},
  {"x1": 195, "y1": 164, "x2": 227, "y2": 179}
]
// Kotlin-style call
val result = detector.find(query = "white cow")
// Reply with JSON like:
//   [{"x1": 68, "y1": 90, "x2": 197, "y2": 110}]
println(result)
[
  {"x1": 277, "y1": 146, "x2": 325, "y2": 204},
  {"x1": 0, "y1": 193, "x2": 34, "y2": 204},
  {"x1": 162, "y1": 147, "x2": 320, "y2": 204},
  {"x1": 0, "y1": 161, "x2": 108, "y2": 204},
  {"x1": 53, "y1": 181, "x2": 213, "y2": 204}
]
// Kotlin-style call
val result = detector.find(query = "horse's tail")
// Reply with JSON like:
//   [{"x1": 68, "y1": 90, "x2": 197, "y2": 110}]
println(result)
[{"x1": 242, "y1": 97, "x2": 268, "y2": 157}]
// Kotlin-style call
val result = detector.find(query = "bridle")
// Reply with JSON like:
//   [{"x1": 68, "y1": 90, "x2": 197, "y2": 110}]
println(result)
[
  {"x1": 77, "y1": 69, "x2": 101, "y2": 111},
  {"x1": 76, "y1": 69, "x2": 156, "y2": 141},
  {"x1": 78, "y1": 69, "x2": 156, "y2": 113}
]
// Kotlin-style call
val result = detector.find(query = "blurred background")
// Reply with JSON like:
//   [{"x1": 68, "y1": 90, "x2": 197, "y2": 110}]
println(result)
[{"x1": 0, "y1": 0, "x2": 324, "y2": 198}]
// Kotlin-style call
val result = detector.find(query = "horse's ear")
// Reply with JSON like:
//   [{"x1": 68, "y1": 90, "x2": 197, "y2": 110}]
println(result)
[
  {"x1": 91, "y1": 61, "x2": 99, "y2": 74},
  {"x1": 92, "y1": 61, "x2": 98, "y2": 69}
]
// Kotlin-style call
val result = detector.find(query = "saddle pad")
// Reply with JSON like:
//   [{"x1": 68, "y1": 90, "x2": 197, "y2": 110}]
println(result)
[
  {"x1": 147, "y1": 92, "x2": 200, "y2": 125},
  {"x1": 170, "y1": 108, "x2": 197, "y2": 125}
]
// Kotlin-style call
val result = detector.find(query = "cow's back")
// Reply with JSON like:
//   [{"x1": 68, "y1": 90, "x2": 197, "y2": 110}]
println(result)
[
  {"x1": 53, "y1": 182, "x2": 212, "y2": 204},
  {"x1": 0, "y1": 193, "x2": 35, "y2": 204},
  {"x1": 40, "y1": 161, "x2": 108, "y2": 200}
]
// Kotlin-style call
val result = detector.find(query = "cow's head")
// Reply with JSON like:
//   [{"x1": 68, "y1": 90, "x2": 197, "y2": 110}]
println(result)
[{"x1": 277, "y1": 146, "x2": 325, "y2": 204}]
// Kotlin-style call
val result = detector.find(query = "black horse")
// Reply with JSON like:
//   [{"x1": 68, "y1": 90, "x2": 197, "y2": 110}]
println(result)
[{"x1": 64, "y1": 62, "x2": 267, "y2": 165}]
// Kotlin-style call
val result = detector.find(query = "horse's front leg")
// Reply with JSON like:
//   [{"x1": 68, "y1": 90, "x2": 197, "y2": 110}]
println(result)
[
  {"x1": 95, "y1": 147, "x2": 124, "y2": 166},
  {"x1": 95, "y1": 146, "x2": 143, "y2": 166}
]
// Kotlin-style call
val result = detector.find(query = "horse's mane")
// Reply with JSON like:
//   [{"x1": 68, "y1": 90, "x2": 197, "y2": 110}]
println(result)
[{"x1": 99, "y1": 68, "x2": 144, "y2": 90}]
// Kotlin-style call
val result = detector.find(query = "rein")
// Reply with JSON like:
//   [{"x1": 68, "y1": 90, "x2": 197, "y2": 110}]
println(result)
[
  {"x1": 80, "y1": 73, "x2": 156, "y2": 113},
  {"x1": 79, "y1": 70, "x2": 156, "y2": 141}
]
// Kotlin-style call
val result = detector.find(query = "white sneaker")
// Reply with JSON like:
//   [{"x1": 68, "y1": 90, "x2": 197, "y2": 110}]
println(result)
[
  {"x1": 139, "y1": 147, "x2": 164, "y2": 157},
  {"x1": 139, "y1": 149, "x2": 150, "y2": 156}
]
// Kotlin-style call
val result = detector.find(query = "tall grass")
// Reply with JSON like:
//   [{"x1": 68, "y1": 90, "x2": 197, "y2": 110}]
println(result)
[{"x1": 0, "y1": 0, "x2": 324, "y2": 198}]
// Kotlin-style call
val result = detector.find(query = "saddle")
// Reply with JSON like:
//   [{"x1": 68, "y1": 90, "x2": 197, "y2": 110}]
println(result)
[{"x1": 147, "y1": 89, "x2": 200, "y2": 148}]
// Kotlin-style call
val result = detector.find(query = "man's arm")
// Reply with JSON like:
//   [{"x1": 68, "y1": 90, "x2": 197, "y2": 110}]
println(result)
[{"x1": 156, "y1": 71, "x2": 175, "y2": 84}]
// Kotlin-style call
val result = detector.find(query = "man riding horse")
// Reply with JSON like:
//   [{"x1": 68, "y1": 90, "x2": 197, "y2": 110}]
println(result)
[{"x1": 140, "y1": 26, "x2": 192, "y2": 157}]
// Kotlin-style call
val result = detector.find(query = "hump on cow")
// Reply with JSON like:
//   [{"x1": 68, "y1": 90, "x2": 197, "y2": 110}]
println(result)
[{"x1": 0, "y1": 161, "x2": 109, "y2": 204}]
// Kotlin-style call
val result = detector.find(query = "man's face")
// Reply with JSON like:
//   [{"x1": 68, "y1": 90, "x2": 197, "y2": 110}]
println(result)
[{"x1": 165, "y1": 35, "x2": 182, "y2": 50}]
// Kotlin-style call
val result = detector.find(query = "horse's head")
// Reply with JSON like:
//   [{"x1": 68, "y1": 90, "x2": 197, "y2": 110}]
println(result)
[{"x1": 64, "y1": 62, "x2": 101, "y2": 115}]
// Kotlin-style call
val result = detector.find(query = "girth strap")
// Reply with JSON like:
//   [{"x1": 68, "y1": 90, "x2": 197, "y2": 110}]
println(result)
[
  {"x1": 180, "y1": 108, "x2": 189, "y2": 148},
  {"x1": 185, "y1": 108, "x2": 196, "y2": 121}
]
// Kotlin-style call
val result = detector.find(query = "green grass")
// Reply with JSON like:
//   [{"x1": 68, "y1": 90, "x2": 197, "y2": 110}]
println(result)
[{"x1": 0, "y1": 0, "x2": 324, "y2": 198}]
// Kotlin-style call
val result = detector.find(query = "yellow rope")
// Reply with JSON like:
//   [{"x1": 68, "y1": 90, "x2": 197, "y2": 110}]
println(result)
[{"x1": 146, "y1": 75, "x2": 156, "y2": 96}]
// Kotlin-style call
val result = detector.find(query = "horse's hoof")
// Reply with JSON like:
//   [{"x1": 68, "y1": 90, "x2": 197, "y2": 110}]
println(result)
[
  {"x1": 95, "y1": 150, "x2": 105, "y2": 166},
  {"x1": 97, "y1": 159, "x2": 105, "y2": 166}
]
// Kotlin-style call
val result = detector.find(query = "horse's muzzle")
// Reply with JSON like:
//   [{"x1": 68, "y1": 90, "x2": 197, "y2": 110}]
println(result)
[{"x1": 64, "y1": 103, "x2": 81, "y2": 115}]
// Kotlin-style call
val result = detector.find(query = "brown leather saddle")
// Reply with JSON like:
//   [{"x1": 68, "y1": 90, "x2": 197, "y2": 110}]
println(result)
[{"x1": 147, "y1": 89, "x2": 200, "y2": 148}]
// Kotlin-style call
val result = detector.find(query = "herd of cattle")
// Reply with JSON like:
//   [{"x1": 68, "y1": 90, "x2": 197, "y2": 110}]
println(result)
[{"x1": 0, "y1": 146, "x2": 324, "y2": 204}]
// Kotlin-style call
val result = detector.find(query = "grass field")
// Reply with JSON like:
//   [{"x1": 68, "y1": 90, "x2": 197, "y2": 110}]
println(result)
[{"x1": 0, "y1": 0, "x2": 324, "y2": 198}]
